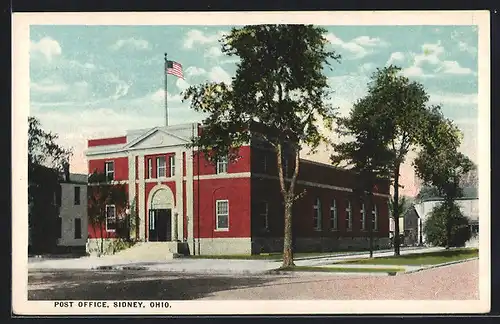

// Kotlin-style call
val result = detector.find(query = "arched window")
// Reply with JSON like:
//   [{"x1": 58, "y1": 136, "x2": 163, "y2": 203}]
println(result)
[
  {"x1": 372, "y1": 204, "x2": 378, "y2": 231},
  {"x1": 346, "y1": 200, "x2": 352, "y2": 230},
  {"x1": 313, "y1": 198, "x2": 322, "y2": 230},
  {"x1": 330, "y1": 199, "x2": 338, "y2": 230}
]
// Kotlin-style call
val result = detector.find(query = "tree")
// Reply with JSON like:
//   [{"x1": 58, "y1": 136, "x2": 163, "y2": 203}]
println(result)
[
  {"x1": 423, "y1": 202, "x2": 471, "y2": 247},
  {"x1": 416, "y1": 185, "x2": 440, "y2": 202},
  {"x1": 182, "y1": 25, "x2": 340, "y2": 267},
  {"x1": 414, "y1": 108, "x2": 474, "y2": 249},
  {"x1": 87, "y1": 171, "x2": 128, "y2": 255},
  {"x1": 331, "y1": 97, "x2": 394, "y2": 257},
  {"x1": 28, "y1": 117, "x2": 72, "y2": 253},
  {"x1": 352, "y1": 66, "x2": 430, "y2": 256}
]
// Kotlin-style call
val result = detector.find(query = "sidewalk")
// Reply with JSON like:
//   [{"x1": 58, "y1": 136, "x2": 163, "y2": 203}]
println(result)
[{"x1": 28, "y1": 246, "x2": 445, "y2": 275}]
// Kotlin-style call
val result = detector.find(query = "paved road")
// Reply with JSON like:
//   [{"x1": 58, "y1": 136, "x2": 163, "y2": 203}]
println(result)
[{"x1": 28, "y1": 259, "x2": 478, "y2": 301}]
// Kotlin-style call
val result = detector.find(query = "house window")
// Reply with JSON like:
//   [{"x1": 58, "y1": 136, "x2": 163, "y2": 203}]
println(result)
[
  {"x1": 330, "y1": 199, "x2": 338, "y2": 230},
  {"x1": 74, "y1": 218, "x2": 82, "y2": 239},
  {"x1": 259, "y1": 201, "x2": 269, "y2": 230},
  {"x1": 346, "y1": 200, "x2": 352, "y2": 230},
  {"x1": 361, "y1": 202, "x2": 366, "y2": 230},
  {"x1": 106, "y1": 205, "x2": 116, "y2": 232},
  {"x1": 216, "y1": 200, "x2": 229, "y2": 230},
  {"x1": 169, "y1": 155, "x2": 176, "y2": 177},
  {"x1": 105, "y1": 161, "x2": 114, "y2": 181},
  {"x1": 74, "y1": 186, "x2": 81, "y2": 205},
  {"x1": 157, "y1": 156, "x2": 166, "y2": 178},
  {"x1": 147, "y1": 158, "x2": 153, "y2": 179},
  {"x1": 373, "y1": 204, "x2": 378, "y2": 231},
  {"x1": 216, "y1": 157, "x2": 228, "y2": 174},
  {"x1": 57, "y1": 217, "x2": 62, "y2": 239},
  {"x1": 313, "y1": 198, "x2": 322, "y2": 230}
]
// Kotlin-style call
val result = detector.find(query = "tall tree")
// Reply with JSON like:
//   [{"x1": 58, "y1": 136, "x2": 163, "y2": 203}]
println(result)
[
  {"x1": 356, "y1": 66, "x2": 430, "y2": 256},
  {"x1": 331, "y1": 96, "x2": 394, "y2": 257},
  {"x1": 413, "y1": 108, "x2": 474, "y2": 249},
  {"x1": 183, "y1": 25, "x2": 340, "y2": 267}
]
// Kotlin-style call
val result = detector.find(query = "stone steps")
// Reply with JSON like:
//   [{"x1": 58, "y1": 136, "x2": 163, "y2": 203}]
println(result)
[{"x1": 109, "y1": 242, "x2": 186, "y2": 261}]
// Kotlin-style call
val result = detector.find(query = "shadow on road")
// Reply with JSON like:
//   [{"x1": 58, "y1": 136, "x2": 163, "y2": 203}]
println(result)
[{"x1": 28, "y1": 270, "x2": 275, "y2": 300}]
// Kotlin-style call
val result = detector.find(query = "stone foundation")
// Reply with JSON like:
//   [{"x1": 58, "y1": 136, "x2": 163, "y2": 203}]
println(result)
[
  {"x1": 251, "y1": 236, "x2": 391, "y2": 254},
  {"x1": 194, "y1": 238, "x2": 252, "y2": 255}
]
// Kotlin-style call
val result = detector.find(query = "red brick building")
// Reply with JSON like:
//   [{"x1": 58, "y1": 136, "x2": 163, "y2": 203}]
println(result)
[{"x1": 86, "y1": 123, "x2": 391, "y2": 255}]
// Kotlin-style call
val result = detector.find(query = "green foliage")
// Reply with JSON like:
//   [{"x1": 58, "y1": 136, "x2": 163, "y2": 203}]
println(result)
[
  {"x1": 423, "y1": 202, "x2": 471, "y2": 247},
  {"x1": 388, "y1": 195, "x2": 412, "y2": 218},
  {"x1": 28, "y1": 116, "x2": 72, "y2": 173},
  {"x1": 182, "y1": 24, "x2": 340, "y2": 164},
  {"x1": 416, "y1": 185, "x2": 441, "y2": 201},
  {"x1": 414, "y1": 108, "x2": 474, "y2": 201}
]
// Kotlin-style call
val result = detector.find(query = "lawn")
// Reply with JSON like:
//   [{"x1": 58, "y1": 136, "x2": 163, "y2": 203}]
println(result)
[
  {"x1": 276, "y1": 266, "x2": 405, "y2": 273},
  {"x1": 185, "y1": 250, "x2": 377, "y2": 260},
  {"x1": 336, "y1": 248, "x2": 478, "y2": 266}
]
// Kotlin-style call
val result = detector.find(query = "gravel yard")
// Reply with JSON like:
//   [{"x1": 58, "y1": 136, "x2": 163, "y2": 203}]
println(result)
[{"x1": 199, "y1": 259, "x2": 479, "y2": 300}]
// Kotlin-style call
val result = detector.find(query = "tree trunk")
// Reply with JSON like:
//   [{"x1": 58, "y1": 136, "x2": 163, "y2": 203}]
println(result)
[
  {"x1": 393, "y1": 163, "x2": 401, "y2": 256},
  {"x1": 368, "y1": 192, "x2": 374, "y2": 258},
  {"x1": 445, "y1": 200, "x2": 453, "y2": 249},
  {"x1": 282, "y1": 199, "x2": 294, "y2": 267}
]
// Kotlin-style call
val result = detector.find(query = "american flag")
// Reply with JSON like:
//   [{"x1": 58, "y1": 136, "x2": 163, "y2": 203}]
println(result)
[{"x1": 166, "y1": 60, "x2": 184, "y2": 79}]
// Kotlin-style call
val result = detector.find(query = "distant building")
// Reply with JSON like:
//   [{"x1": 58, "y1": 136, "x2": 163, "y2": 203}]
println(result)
[
  {"x1": 56, "y1": 171, "x2": 88, "y2": 253},
  {"x1": 407, "y1": 197, "x2": 479, "y2": 246},
  {"x1": 85, "y1": 123, "x2": 392, "y2": 255}
]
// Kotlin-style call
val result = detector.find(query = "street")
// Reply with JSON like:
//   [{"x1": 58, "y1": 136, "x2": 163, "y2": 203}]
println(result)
[{"x1": 28, "y1": 259, "x2": 478, "y2": 300}]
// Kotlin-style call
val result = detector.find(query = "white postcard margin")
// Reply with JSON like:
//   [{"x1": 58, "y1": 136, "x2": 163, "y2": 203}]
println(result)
[{"x1": 12, "y1": 10, "x2": 491, "y2": 315}]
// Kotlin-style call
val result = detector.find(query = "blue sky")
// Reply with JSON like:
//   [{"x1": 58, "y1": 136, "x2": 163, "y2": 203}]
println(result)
[{"x1": 29, "y1": 25, "x2": 478, "y2": 196}]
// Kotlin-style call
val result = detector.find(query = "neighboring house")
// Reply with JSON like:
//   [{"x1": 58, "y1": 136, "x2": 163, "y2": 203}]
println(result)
[
  {"x1": 56, "y1": 171, "x2": 88, "y2": 253},
  {"x1": 413, "y1": 197, "x2": 479, "y2": 246},
  {"x1": 85, "y1": 123, "x2": 392, "y2": 255},
  {"x1": 28, "y1": 164, "x2": 61, "y2": 254}
]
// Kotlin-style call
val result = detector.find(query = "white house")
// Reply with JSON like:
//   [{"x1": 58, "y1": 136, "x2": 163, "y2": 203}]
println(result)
[
  {"x1": 413, "y1": 198, "x2": 479, "y2": 246},
  {"x1": 57, "y1": 173, "x2": 88, "y2": 251}
]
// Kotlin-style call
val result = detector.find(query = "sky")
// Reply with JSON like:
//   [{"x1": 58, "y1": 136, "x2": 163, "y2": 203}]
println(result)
[{"x1": 29, "y1": 25, "x2": 479, "y2": 197}]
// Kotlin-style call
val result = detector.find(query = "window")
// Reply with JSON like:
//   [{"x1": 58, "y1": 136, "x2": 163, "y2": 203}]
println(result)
[
  {"x1": 106, "y1": 205, "x2": 116, "y2": 232},
  {"x1": 74, "y1": 218, "x2": 82, "y2": 239},
  {"x1": 74, "y1": 186, "x2": 81, "y2": 205},
  {"x1": 313, "y1": 198, "x2": 322, "y2": 230},
  {"x1": 330, "y1": 199, "x2": 338, "y2": 230},
  {"x1": 169, "y1": 155, "x2": 176, "y2": 177},
  {"x1": 57, "y1": 217, "x2": 62, "y2": 238},
  {"x1": 372, "y1": 204, "x2": 378, "y2": 231},
  {"x1": 216, "y1": 157, "x2": 228, "y2": 174},
  {"x1": 216, "y1": 200, "x2": 229, "y2": 230},
  {"x1": 157, "y1": 156, "x2": 166, "y2": 178},
  {"x1": 346, "y1": 200, "x2": 352, "y2": 230},
  {"x1": 259, "y1": 201, "x2": 269, "y2": 230},
  {"x1": 361, "y1": 202, "x2": 366, "y2": 230},
  {"x1": 105, "y1": 161, "x2": 114, "y2": 181},
  {"x1": 147, "y1": 158, "x2": 153, "y2": 179}
]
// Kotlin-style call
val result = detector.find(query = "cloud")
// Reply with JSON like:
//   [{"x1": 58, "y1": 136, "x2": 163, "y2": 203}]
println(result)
[
  {"x1": 458, "y1": 41, "x2": 477, "y2": 56},
  {"x1": 204, "y1": 46, "x2": 223, "y2": 59},
  {"x1": 208, "y1": 66, "x2": 232, "y2": 84},
  {"x1": 435, "y1": 60, "x2": 475, "y2": 75},
  {"x1": 183, "y1": 29, "x2": 226, "y2": 49},
  {"x1": 325, "y1": 33, "x2": 388, "y2": 59},
  {"x1": 428, "y1": 92, "x2": 478, "y2": 106},
  {"x1": 386, "y1": 52, "x2": 405, "y2": 66},
  {"x1": 185, "y1": 66, "x2": 207, "y2": 77},
  {"x1": 111, "y1": 38, "x2": 150, "y2": 51},
  {"x1": 402, "y1": 41, "x2": 476, "y2": 78},
  {"x1": 176, "y1": 78, "x2": 190, "y2": 91},
  {"x1": 358, "y1": 62, "x2": 376, "y2": 74},
  {"x1": 31, "y1": 78, "x2": 68, "y2": 94},
  {"x1": 30, "y1": 37, "x2": 62, "y2": 62}
]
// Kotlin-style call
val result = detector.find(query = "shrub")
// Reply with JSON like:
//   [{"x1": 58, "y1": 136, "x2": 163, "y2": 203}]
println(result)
[{"x1": 423, "y1": 202, "x2": 471, "y2": 247}]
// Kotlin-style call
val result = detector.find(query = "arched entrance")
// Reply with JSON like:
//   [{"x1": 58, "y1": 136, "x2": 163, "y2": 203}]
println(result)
[{"x1": 147, "y1": 185, "x2": 175, "y2": 242}]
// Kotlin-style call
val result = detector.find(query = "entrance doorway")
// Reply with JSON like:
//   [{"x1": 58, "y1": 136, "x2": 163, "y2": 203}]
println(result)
[{"x1": 148, "y1": 209, "x2": 172, "y2": 242}]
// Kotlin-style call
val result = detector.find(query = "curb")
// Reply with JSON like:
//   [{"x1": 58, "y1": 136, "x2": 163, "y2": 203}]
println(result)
[
  {"x1": 399, "y1": 257, "x2": 479, "y2": 275},
  {"x1": 292, "y1": 246, "x2": 433, "y2": 262},
  {"x1": 268, "y1": 270, "x2": 398, "y2": 277},
  {"x1": 92, "y1": 265, "x2": 275, "y2": 276}
]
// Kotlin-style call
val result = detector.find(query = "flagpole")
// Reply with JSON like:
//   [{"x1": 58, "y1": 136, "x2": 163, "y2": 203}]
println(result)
[{"x1": 164, "y1": 53, "x2": 168, "y2": 127}]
